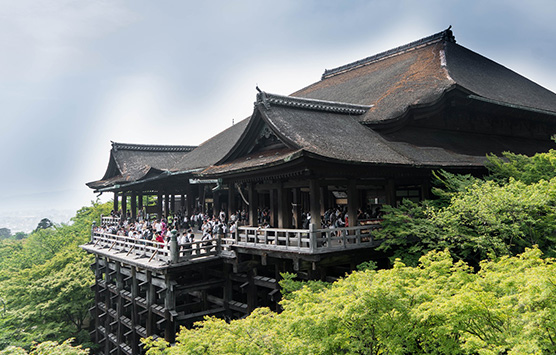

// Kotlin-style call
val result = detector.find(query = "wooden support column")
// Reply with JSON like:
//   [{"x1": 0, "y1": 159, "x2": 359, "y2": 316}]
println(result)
[
  {"x1": 130, "y1": 191, "x2": 137, "y2": 222},
  {"x1": 115, "y1": 262, "x2": 123, "y2": 351},
  {"x1": 164, "y1": 275, "x2": 176, "y2": 343},
  {"x1": 164, "y1": 194, "x2": 170, "y2": 218},
  {"x1": 228, "y1": 185, "x2": 236, "y2": 221},
  {"x1": 386, "y1": 179, "x2": 396, "y2": 206},
  {"x1": 170, "y1": 195, "x2": 176, "y2": 215},
  {"x1": 309, "y1": 179, "x2": 322, "y2": 229},
  {"x1": 213, "y1": 191, "x2": 220, "y2": 217},
  {"x1": 113, "y1": 192, "x2": 119, "y2": 214},
  {"x1": 104, "y1": 259, "x2": 111, "y2": 355},
  {"x1": 347, "y1": 179, "x2": 359, "y2": 227},
  {"x1": 186, "y1": 182, "x2": 194, "y2": 216},
  {"x1": 246, "y1": 269, "x2": 257, "y2": 313},
  {"x1": 93, "y1": 257, "x2": 102, "y2": 343},
  {"x1": 270, "y1": 188, "x2": 277, "y2": 227},
  {"x1": 130, "y1": 267, "x2": 139, "y2": 355},
  {"x1": 121, "y1": 193, "x2": 127, "y2": 219},
  {"x1": 292, "y1": 188, "x2": 301, "y2": 228},
  {"x1": 223, "y1": 263, "x2": 232, "y2": 318},
  {"x1": 248, "y1": 182, "x2": 258, "y2": 226},
  {"x1": 421, "y1": 178, "x2": 430, "y2": 200},
  {"x1": 199, "y1": 185, "x2": 205, "y2": 213},
  {"x1": 146, "y1": 271, "x2": 154, "y2": 336},
  {"x1": 138, "y1": 193, "x2": 144, "y2": 219},
  {"x1": 157, "y1": 193, "x2": 163, "y2": 219},
  {"x1": 180, "y1": 194, "x2": 185, "y2": 213},
  {"x1": 277, "y1": 184, "x2": 287, "y2": 228}
]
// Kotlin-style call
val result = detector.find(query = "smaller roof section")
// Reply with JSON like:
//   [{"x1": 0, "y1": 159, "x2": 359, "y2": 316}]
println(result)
[{"x1": 86, "y1": 142, "x2": 197, "y2": 191}]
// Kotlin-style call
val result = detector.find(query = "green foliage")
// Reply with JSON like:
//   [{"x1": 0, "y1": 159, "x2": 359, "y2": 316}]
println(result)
[
  {"x1": 0, "y1": 228, "x2": 11, "y2": 240},
  {"x1": 486, "y1": 149, "x2": 556, "y2": 184},
  {"x1": 145, "y1": 248, "x2": 556, "y2": 354},
  {"x1": 0, "y1": 201, "x2": 112, "y2": 351},
  {"x1": 34, "y1": 218, "x2": 53, "y2": 232},
  {"x1": 0, "y1": 339, "x2": 89, "y2": 354},
  {"x1": 378, "y1": 176, "x2": 556, "y2": 266}
]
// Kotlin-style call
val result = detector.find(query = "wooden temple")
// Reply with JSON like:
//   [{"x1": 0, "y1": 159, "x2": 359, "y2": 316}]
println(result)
[{"x1": 82, "y1": 28, "x2": 556, "y2": 354}]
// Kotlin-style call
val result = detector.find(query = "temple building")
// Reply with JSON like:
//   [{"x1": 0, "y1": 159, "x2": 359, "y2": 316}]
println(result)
[{"x1": 82, "y1": 28, "x2": 556, "y2": 354}]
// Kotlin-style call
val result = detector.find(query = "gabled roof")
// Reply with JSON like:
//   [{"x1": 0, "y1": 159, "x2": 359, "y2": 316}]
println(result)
[
  {"x1": 200, "y1": 91, "x2": 488, "y2": 177},
  {"x1": 86, "y1": 142, "x2": 196, "y2": 190},
  {"x1": 293, "y1": 28, "x2": 556, "y2": 125}
]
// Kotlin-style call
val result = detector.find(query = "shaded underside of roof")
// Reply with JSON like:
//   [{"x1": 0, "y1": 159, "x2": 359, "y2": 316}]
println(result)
[
  {"x1": 200, "y1": 147, "x2": 300, "y2": 176},
  {"x1": 382, "y1": 127, "x2": 555, "y2": 159}
]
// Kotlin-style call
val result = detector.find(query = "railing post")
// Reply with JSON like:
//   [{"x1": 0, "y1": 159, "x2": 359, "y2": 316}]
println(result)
[
  {"x1": 309, "y1": 223, "x2": 317, "y2": 253},
  {"x1": 217, "y1": 234, "x2": 222, "y2": 255},
  {"x1": 170, "y1": 229, "x2": 178, "y2": 264},
  {"x1": 91, "y1": 221, "x2": 96, "y2": 243}
]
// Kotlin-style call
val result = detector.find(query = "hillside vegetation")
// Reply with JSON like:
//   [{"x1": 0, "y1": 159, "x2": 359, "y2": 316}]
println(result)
[
  {"x1": 0, "y1": 201, "x2": 111, "y2": 353},
  {"x1": 145, "y1": 150, "x2": 556, "y2": 354},
  {"x1": 1, "y1": 149, "x2": 556, "y2": 354}
]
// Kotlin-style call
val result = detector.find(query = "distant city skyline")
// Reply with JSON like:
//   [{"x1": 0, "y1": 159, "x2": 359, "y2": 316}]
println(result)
[{"x1": 1, "y1": 1, "x2": 556, "y2": 217}]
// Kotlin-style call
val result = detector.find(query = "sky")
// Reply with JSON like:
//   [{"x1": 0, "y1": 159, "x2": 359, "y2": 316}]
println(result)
[{"x1": 1, "y1": 0, "x2": 556, "y2": 226}]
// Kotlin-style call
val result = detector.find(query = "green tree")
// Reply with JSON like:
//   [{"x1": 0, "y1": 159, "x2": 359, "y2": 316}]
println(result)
[
  {"x1": 0, "y1": 228, "x2": 11, "y2": 240},
  {"x1": 0, "y1": 200, "x2": 111, "y2": 351},
  {"x1": 144, "y1": 248, "x2": 556, "y2": 354},
  {"x1": 34, "y1": 218, "x2": 53, "y2": 232}
]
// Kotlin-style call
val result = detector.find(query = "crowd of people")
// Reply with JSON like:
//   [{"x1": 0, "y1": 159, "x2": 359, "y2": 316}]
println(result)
[
  {"x1": 97, "y1": 209, "x2": 244, "y2": 249},
  {"x1": 96, "y1": 204, "x2": 382, "y2": 247}
]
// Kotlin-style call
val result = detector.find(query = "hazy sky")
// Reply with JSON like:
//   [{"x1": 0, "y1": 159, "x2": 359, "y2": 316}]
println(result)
[{"x1": 1, "y1": 0, "x2": 556, "y2": 214}]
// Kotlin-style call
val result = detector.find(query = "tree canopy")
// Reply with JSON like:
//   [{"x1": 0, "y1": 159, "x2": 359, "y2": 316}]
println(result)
[{"x1": 0, "y1": 200, "x2": 111, "y2": 352}]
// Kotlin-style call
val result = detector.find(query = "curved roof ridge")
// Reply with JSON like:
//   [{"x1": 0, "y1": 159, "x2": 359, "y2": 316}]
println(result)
[
  {"x1": 257, "y1": 91, "x2": 372, "y2": 115},
  {"x1": 322, "y1": 27, "x2": 456, "y2": 80},
  {"x1": 111, "y1": 141, "x2": 197, "y2": 152}
]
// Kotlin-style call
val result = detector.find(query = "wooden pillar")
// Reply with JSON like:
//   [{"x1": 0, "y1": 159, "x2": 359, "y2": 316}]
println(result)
[
  {"x1": 248, "y1": 183, "x2": 258, "y2": 226},
  {"x1": 421, "y1": 178, "x2": 430, "y2": 200},
  {"x1": 115, "y1": 262, "x2": 123, "y2": 351},
  {"x1": 130, "y1": 267, "x2": 139, "y2": 355},
  {"x1": 277, "y1": 184, "x2": 286, "y2": 228},
  {"x1": 347, "y1": 179, "x2": 359, "y2": 227},
  {"x1": 130, "y1": 191, "x2": 137, "y2": 222},
  {"x1": 93, "y1": 257, "x2": 102, "y2": 343},
  {"x1": 199, "y1": 185, "x2": 205, "y2": 213},
  {"x1": 164, "y1": 275, "x2": 176, "y2": 343},
  {"x1": 386, "y1": 179, "x2": 396, "y2": 206},
  {"x1": 170, "y1": 195, "x2": 176, "y2": 215},
  {"x1": 146, "y1": 271, "x2": 154, "y2": 336},
  {"x1": 104, "y1": 259, "x2": 111, "y2": 355},
  {"x1": 228, "y1": 185, "x2": 236, "y2": 221},
  {"x1": 246, "y1": 269, "x2": 257, "y2": 313},
  {"x1": 309, "y1": 180, "x2": 322, "y2": 229},
  {"x1": 121, "y1": 193, "x2": 127, "y2": 219},
  {"x1": 223, "y1": 263, "x2": 232, "y2": 318},
  {"x1": 292, "y1": 188, "x2": 301, "y2": 228},
  {"x1": 180, "y1": 194, "x2": 185, "y2": 213},
  {"x1": 186, "y1": 183, "x2": 194, "y2": 215},
  {"x1": 213, "y1": 191, "x2": 221, "y2": 217},
  {"x1": 157, "y1": 193, "x2": 163, "y2": 219},
  {"x1": 138, "y1": 193, "x2": 144, "y2": 219},
  {"x1": 113, "y1": 192, "x2": 119, "y2": 214},
  {"x1": 164, "y1": 194, "x2": 170, "y2": 218},
  {"x1": 270, "y1": 188, "x2": 277, "y2": 227}
]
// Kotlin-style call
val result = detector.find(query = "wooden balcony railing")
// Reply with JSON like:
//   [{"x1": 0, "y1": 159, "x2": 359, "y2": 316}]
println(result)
[
  {"x1": 229, "y1": 224, "x2": 380, "y2": 253},
  {"x1": 90, "y1": 231, "x2": 220, "y2": 264},
  {"x1": 88, "y1": 223, "x2": 381, "y2": 265}
]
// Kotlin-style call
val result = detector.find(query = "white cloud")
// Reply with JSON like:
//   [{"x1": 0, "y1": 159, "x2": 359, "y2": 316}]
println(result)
[{"x1": 0, "y1": 0, "x2": 138, "y2": 81}]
